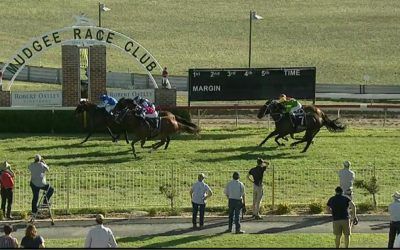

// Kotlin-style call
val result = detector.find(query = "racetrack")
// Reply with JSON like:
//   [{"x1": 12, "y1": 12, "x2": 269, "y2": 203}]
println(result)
[{"x1": 1, "y1": 124, "x2": 399, "y2": 210}]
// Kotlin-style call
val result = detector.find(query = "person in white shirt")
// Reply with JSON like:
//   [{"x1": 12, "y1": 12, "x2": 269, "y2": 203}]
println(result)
[
  {"x1": 190, "y1": 173, "x2": 213, "y2": 230},
  {"x1": 338, "y1": 160, "x2": 355, "y2": 199},
  {"x1": 28, "y1": 154, "x2": 54, "y2": 214},
  {"x1": 84, "y1": 214, "x2": 117, "y2": 248},
  {"x1": 224, "y1": 171, "x2": 246, "y2": 234},
  {"x1": 388, "y1": 192, "x2": 400, "y2": 248}
]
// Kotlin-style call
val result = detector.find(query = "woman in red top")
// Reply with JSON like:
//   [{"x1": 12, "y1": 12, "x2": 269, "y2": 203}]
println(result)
[{"x1": 0, "y1": 161, "x2": 15, "y2": 219}]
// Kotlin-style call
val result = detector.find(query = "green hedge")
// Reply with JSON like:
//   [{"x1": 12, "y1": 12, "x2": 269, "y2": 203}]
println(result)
[
  {"x1": 0, "y1": 110, "x2": 83, "y2": 133},
  {"x1": 0, "y1": 108, "x2": 191, "y2": 133}
]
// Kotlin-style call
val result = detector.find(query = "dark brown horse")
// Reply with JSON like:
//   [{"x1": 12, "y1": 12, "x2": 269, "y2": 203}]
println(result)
[
  {"x1": 117, "y1": 104, "x2": 200, "y2": 158},
  {"x1": 113, "y1": 97, "x2": 199, "y2": 148},
  {"x1": 257, "y1": 100, "x2": 346, "y2": 153},
  {"x1": 75, "y1": 100, "x2": 129, "y2": 144},
  {"x1": 114, "y1": 97, "x2": 196, "y2": 128}
]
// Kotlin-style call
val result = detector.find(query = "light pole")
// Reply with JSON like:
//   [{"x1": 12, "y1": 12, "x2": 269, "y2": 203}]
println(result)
[
  {"x1": 98, "y1": 2, "x2": 110, "y2": 27},
  {"x1": 248, "y1": 10, "x2": 263, "y2": 68}
]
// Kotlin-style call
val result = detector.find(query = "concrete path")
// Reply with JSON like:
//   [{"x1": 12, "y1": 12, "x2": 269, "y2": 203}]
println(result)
[{"x1": 4, "y1": 215, "x2": 390, "y2": 239}]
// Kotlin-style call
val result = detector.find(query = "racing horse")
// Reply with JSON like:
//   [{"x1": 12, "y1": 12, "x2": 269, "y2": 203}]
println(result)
[
  {"x1": 113, "y1": 97, "x2": 199, "y2": 148},
  {"x1": 117, "y1": 105, "x2": 200, "y2": 158},
  {"x1": 75, "y1": 100, "x2": 129, "y2": 144},
  {"x1": 257, "y1": 100, "x2": 346, "y2": 153},
  {"x1": 114, "y1": 97, "x2": 197, "y2": 128}
]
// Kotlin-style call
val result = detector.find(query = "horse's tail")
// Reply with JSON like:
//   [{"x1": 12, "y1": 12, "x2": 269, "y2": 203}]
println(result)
[
  {"x1": 175, "y1": 115, "x2": 198, "y2": 128},
  {"x1": 176, "y1": 118, "x2": 201, "y2": 134},
  {"x1": 321, "y1": 112, "x2": 346, "y2": 132}
]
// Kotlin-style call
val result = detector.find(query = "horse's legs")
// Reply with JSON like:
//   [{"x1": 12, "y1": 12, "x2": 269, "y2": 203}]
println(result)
[
  {"x1": 258, "y1": 130, "x2": 279, "y2": 147},
  {"x1": 131, "y1": 137, "x2": 141, "y2": 158},
  {"x1": 124, "y1": 130, "x2": 129, "y2": 144},
  {"x1": 106, "y1": 127, "x2": 118, "y2": 142},
  {"x1": 140, "y1": 139, "x2": 146, "y2": 148},
  {"x1": 164, "y1": 136, "x2": 171, "y2": 150},
  {"x1": 301, "y1": 128, "x2": 320, "y2": 153},
  {"x1": 152, "y1": 139, "x2": 166, "y2": 150},
  {"x1": 290, "y1": 132, "x2": 309, "y2": 147},
  {"x1": 81, "y1": 131, "x2": 92, "y2": 144},
  {"x1": 274, "y1": 135, "x2": 287, "y2": 146}
]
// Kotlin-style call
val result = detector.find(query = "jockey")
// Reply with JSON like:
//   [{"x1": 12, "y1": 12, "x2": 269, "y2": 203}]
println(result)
[
  {"x1": 133, "y1": 96, "x2": 159, "y2": 131},
  {"x1": 278, "y1": 94, "x2": 304, "y2": 129},
  {"x1": 133, "y1": 96, "x2": 159, "y2": 118},
  {"x1": 98, "y1": 94, "x2": 118, "y2": 115}
]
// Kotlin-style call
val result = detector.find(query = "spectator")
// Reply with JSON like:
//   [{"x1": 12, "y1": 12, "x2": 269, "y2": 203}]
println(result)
[
  {"x1": 190, "y1": 173, "x2": 213, "y2": 230},
  {"x1": 247, "y1": 158, "x2": 269, "y2": 219},
  {"x1": 161, "y1": 67, "x2": 171, "y2": 89},
  {"x1": 388, "y1": 191, "x2": 400, "y2": 248},
  {"x1": 28, "y1": 154, "x2": 54, "y2": 214},
  {"x1": 0, "y1": 161, "x2": 15, "y2": 219},
  {"x1": 84, "y1": 214, "x2": 117, "y2": 248},
  {"x1": 338, "y1": 160, "x2": 355, "y2": 199},
  {"x1": 394, "y1": 233, "x2": 400, "y2": 249},
  {"x1": 20, "y1": 224, "x2": 45, "y2": 248},
  {"x1": 327, "y1": 186, "x2": 357, "y2": 248},
  {"x1": 0, "y1": 224, "x2": 18, "y2": 248},
  {"x1": 224, "y1": 171, "x2": 246, "y2": 234}
]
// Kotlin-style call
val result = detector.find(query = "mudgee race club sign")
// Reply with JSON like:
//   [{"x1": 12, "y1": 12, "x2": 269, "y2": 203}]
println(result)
[{"x1": 4, "y1": 26, "x2": 159, "y2": 78}]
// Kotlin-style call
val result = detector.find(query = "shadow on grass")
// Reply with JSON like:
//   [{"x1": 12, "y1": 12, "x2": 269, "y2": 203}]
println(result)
[
  {"x1": 370, "y1": 222, "x2": 390, "y2": 230},
  {"x1": 195, "y1": 147, "x2": 306, "y2": 162},
  {"x1": 173, "y1": 132, "x2": 256, "y2": 141},
  {"x1": 43, "y1": 149, "x2": 132, "y2": 160},
  {"x1": 117, "y1": 220, "x2": 228, "y2": 248},
  {"x1": 255, "y1": 216, "x2": 331, "y2": 234}
]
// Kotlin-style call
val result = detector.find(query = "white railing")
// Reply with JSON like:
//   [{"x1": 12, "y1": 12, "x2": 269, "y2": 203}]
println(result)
[{"x1": 11, "y1": 167, "x2": 398, "y2": 211}]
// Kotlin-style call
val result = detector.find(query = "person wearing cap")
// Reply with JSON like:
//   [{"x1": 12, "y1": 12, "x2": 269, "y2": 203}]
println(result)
[
  {"x1": 28, "y1": 154, "x2": 54, "y2": 214},
  {"x1": 0, "y1": 161, "x2": 15, "y2": 219},
  {"x1": 388, "y1": 191, "x2": 400, "y2": 248},
  {"x1": 338, "y1": 161, "x2": 355, "y2": 200},
  {"x1": 327, "y1": 186, "x2": 357, "y2": 248},
  {"x1": 247, "y1": 158, "x2": 269, "y2": 220},
  {"x1": 0, "y1": 224, "x2": 18, "y2": 248},
  {"x1": 84, "y1": 214, "x2": 118, "y2": 248},
  {"x1": 190, "y1": 173, "x2": 213, "y2": 230},
  {"x1": 224, "y1": 171, "x2": 246, "y2": 234}
]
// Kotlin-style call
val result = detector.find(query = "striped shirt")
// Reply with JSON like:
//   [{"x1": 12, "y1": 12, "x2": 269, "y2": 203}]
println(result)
[
  {"x1": 224, "y1": 179, "x2": 245, "y2": 200},
  {"x1": 0, "y1": 235, "x2": 18, "y2": 248}
]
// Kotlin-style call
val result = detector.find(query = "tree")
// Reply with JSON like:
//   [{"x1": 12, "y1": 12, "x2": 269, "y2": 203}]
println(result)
[
  {"x1": 354, "y1": 167, "x2": 379, "y2": 209},
  {"x1": 159, "y1": 184, "x2": 177, "y2": 209}
]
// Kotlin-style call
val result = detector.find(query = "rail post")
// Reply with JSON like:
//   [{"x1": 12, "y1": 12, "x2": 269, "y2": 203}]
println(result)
[
  {"x1": 197, "y1": 108, "x2": 200, "y2": 127},
  {"x1": 234, "y1": 104, "x2": 238, "y2": 127},
  {"x1": 337, "y1": 108, "x2": 341, "y2": 118},
  {"x1": 271, "y1": 164, "x2": 275, "y2": 210},
  {"x1": 383, "y1": 108, "x2": 387, "y2": 127},
  {"x1": 66, "y1": 167, "x2": 70, "y2": 214}
]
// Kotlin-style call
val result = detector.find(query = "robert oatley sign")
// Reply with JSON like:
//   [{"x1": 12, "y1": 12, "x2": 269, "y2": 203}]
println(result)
[
  {"x1": 107, "y1": 89, "x2": 155, "y2": 103},
  {"x1": 11, "y1": 91, "x2": 62, "y2": 106}
]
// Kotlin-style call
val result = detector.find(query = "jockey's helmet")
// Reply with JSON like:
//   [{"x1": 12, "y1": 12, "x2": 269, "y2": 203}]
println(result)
[
  {"x1": 133, "y1": 96, "x2": 141, "y2": 103},
  {"x1": 279, "y1": 94, "x2": 287, "y2": 103},
  {"x1": 100, "y1": 94, "x2": 107, "y2": 101}
]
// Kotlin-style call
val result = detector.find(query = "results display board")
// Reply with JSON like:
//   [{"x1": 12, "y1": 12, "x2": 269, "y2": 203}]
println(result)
[{"x1": 188, "y1": 67, "x2": 316, "y2": 102}]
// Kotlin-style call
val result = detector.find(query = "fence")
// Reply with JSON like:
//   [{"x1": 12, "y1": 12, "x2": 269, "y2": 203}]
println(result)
[
  {"x1": 3, "y1": 63, "x2": 400, "y2": 93},
  {"x1": 12, "y1": 167, "x2": 399, "y2": 211}
]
